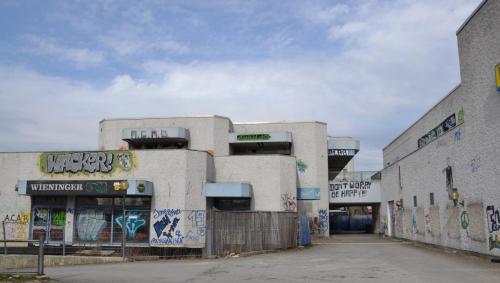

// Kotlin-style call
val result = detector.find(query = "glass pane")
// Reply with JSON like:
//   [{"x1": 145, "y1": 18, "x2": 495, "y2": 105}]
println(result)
[
  {"x1": 32, "y1": 207, "x2": 49, "y2": 240},
  {"x1": 74, "y1": 208, "x2": 112, "y2": 243},
  {"x1": 50, "y1": 208, "x2": 66, "y2": 241},
  {"x1": 113, "y1": 209, "x2": 150, "y2": 243}
]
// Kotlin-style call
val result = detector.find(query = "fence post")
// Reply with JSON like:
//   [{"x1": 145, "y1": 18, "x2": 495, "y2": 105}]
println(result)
[
  {"x1": 2, "y1": 221, "x2": 7, "y2": 255},
  {"x1": 121, "y1": 195, "x2": 126, "y2": 260},
  {"x1": 38, "y1": 234, "x2": 45, "y2": 275},
  {"x1": 62, "y1": 225, "x2": 66, "y2": 256}
]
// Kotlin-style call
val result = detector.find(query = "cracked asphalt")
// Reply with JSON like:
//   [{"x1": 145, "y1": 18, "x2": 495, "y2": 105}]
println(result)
[{"x1": 46, "y1": 234, "x2": 500, "y2": 283}]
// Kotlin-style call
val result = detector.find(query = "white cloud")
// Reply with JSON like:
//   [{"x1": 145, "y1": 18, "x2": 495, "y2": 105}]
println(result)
[
  {"x1": 23, "y1": 35, "x2": 104, "y2": 66},
  {"x1": 0, "y1": 0, "x2": 484, "y2": 171}
]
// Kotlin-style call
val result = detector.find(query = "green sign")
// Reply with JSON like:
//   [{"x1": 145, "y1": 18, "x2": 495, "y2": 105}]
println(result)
[{"x1": 236, "y1": 134, "x2": 271, "y2": 141}]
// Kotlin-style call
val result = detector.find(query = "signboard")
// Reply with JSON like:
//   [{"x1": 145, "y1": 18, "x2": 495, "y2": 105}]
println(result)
[
  {"x1": 26, "y1": 180, "x2": 129, "y2": 196},
  {"x1": 122, "y1": 127, "x2": 189, "y2": 140},
  {"x1": 236, "y1": 134, "x2": 271, "y2": 141},
  {"x1": 229, "y1": 132, "x2": 292, "y2": 143},
  {"x1": 329, "y1": 180, "x2": 381, "y2": 204},
  {"x1": 328, "y1": 149, "x2": 357, "y2": 156},
  {"x1": 297, "y1": 187, "x2": 320, "y2": 200},
  {"x1": 496, "y1": 63, "x2": 500, "y2": 91},
  {"x1": 418, "y1": 114, "x2": 456, "y2": 149},
  {"x1": 39, "y1": 151, "x2": 135, "y2": 176}
]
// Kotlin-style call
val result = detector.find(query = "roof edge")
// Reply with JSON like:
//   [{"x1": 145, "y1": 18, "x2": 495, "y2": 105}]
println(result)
[
  {"x1": 383, "y1": 83, "x2": 461, "y2": 151},
  {"x1": 100, "y1": 115, "x2": 232, "y2": 124},
  {"x1": 456, "y1": 0, "x2": 488, "y2": 35}
]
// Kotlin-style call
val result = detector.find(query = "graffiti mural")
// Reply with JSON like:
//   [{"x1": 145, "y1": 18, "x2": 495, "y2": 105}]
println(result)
[
  {"x1": 115, "y1": 211, "x2": 148, "y2": 241},
  {"x1": 150, "y1": 209, "x2": 183, "y2": 246},
  {"x1": 184, "y1": 210, "x2": 206, "y2": 245},
  {"x1": 418, "y1": 113, "x2": 456, "y2": 148},
  {"x1": 281, "y1": 192, "x2": 297, "y2": 211},
  {"x1": 486, "y1": 205, "x2": 500, "y2": 250},
  {"x1": 424, "y1": 213, "x2": 431, "y2": 234},
  {"x1": 3, "y1": 211, "x2": 30, "y2": 224},
  {"x1": 2, "y1": 222, "x2": 28, "y2": 240},
  {"x1": 412, "y1": 207, "x2": 418, "y2": 235},
  {"x1": 319, "y1": 209, "x2": 328, "y2": 234},
  {"x1": 38, "y1": 151, "x2": 136, "y2": 176},
  {"x1": 330, "y1": 181, "x2": 371, "y2": 199},
  {"x1": 76, "y1": 210, "x2": 108, "y2": 241},
  {"x1": 297, "y1": 160, "x2": 308, "y2": 173}
]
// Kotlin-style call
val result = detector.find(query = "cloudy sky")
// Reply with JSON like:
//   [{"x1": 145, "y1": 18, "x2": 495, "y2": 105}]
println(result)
[{"x1": 0, "y1": 0, "x2": 482, "y2": 170}]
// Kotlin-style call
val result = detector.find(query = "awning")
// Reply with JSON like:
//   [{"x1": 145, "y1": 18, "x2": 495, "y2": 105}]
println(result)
[
  {"x1": 205, "y1": 182, "x2": 252, "y2": 198},
  {"x1": 17, "y1": 180, "x2": 154, "y2": 196},
  {"x1": 122, "y1": 127, "x2": 189, "y2": 142},
  {"x1": 229, "y1": 132, "x2": 292, "y2": 144}
]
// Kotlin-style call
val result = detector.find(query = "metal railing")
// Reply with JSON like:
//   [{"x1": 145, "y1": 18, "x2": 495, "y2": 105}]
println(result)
[{"x1": 0, "y1": 235, "x2": 45, "y2": 275}]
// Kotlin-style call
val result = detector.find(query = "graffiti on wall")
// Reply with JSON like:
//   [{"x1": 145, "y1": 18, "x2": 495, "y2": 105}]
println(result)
[
  {"x1": 184, "y1": 210, "x2": 206, "y2": 244},
  {"x1": 76, "y1": 210, "x2": 108, "y2": 241},
  {"x1": 2, "y1": 211, "x2": 30, "y2": 240},
  {"x1": 460, "y1": 211, "x2": 469, "y2": 230},
  {"x1": 412, "y1": 207, "x2": 418, "y2": 235},
  {"x1": 418, "y1": 114, "x2": 457, "y2": 149},
  {"x1": 38, "y1": 151, "x2": 136, "y2": 176},
  {"x1": 3, "y1": 211, "x2": 30, "y2": 224},
  {"x1": 281, "y1": 193, "x2": 297, "y2": 211},
  {"x1": 469, "y1": 157, "x2": 480, "y2": 173},
  {"x1": 454, "y1": 128, "x2": 462, "y2": 143},
  {"x1": 486, "y1": 205, "x2": 500, "y2": 250},
  {"x1": 115, "y1": 212, "x2": 147, "y2": 239},
  {"x1": 151, "y1": 209, "x2": 183, "y2": 246},
  {"x1": 329, "y1": 181, "x2": 371, "y2": 200},
  {"x1": 424, "y1": 213, "x2": 431, "y2": 234},
  {"x1": 319, "y1": 209, "x2": 328, "y2": 234},
  {"x1": 297, "y1": 160, "x2": 308, "y2": 173}
]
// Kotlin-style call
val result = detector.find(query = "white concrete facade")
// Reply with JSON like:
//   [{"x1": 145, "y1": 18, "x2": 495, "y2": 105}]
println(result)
[
  {"x1": 1, "y1": 115, "x2": 355, "y2": 247},
  {"x1": 380, "y1": 0, "x2": 500, "y2": 256}
]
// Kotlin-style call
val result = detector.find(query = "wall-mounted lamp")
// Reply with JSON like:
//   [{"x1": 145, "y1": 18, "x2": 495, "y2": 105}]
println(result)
[
  {"x1": 451, "y1": 188, "x2": 464, "y2": 207},
  {"x1": 113, "y1": 181, "x2": 129, "y2": 191}
]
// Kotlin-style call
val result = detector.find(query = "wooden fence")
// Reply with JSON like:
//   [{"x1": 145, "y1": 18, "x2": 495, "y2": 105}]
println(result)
[{"x1": 206, "y1": 211, "x2": 297, "y2": 257}]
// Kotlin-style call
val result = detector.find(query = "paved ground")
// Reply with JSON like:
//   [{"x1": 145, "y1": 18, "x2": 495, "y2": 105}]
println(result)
[{"x1": 45, "y1": 235, "x2": 500, "y2": 283}]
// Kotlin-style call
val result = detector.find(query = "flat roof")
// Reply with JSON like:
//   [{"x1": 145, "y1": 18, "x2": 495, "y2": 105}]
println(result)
[
  {"x1": 100, "y1": 115, "x2": 232, "y2": 124},
  {"x1": 234, "y1": 120, "x2": 327, "y2": 126}
]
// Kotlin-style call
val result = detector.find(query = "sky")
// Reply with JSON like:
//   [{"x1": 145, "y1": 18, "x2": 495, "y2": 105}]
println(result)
[{"x1": 0, "y1": 0, "x2": 482, "y2": 170}]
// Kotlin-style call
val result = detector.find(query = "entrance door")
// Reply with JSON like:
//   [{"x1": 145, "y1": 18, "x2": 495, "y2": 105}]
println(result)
[
  {"x1": 31, "y1": 197, "x2": 67, "y2": 244},
  {"x1": 31, "y1": 206, "x2": 66, "y2": 243}
]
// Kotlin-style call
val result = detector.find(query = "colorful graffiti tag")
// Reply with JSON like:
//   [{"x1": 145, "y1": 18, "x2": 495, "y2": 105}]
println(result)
[
  {"x1": 150, "y1": 209, "x2": 183, "y2": 246},
  {"x1": 3, "y1": 211, "x2": 30, "y2": 224},
  {"x1": 486, "y1": 205, "x2": 500, "y2": 250},
  {"x1": 297, "y1": 160, "x2": 308, "y2": 173},
  {"x1": 76, "y1": 210, "x2": 108, "y2": 241},
  {"x1": 319, "y1": 209, "x2": 328, "y2": 234},
  {"x1": 115, "y1": 211, "x2": 147, "y2": 239},
  {"x1": 38, "y1": 151, "x2": 136, "y2": 176},
  {"x1": 281, "y1": 192, "x2": 297, "y2": 211}
]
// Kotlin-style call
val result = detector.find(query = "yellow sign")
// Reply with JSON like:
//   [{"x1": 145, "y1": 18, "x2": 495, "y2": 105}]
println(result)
[{"x1": 496, "y1": 63, "x2": 500, "y2": 91}]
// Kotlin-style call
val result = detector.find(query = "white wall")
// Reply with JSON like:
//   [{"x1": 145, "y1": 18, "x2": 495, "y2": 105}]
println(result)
[
  {"x1": 233, "y1": 121, "x2": 329, "y2": 235},
  {"x1": 0, "y1": 150, "x2": 210, "y2": 248},
  {"x1": 99, "y1": 116, "x2": 231, "y2": 156},
  {"x1": 214, "y1": 155, "x2": 297, "y2": 212},
  {"x1": 381, "y1": 0, "x2": 500, "y2": 256}
]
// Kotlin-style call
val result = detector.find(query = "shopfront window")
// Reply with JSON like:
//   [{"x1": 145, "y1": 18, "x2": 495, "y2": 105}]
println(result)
[
  {"x1": 74, "y1": 197, "x2": 151, "y2": 245},
  {"x1": 31, "y1": 197, "x2": 67, "y2": 243}
]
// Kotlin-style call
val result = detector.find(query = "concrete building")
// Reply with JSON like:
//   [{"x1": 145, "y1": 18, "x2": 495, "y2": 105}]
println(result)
[
  {"x1": 380, "y1": 0, "x2": 500, "y2": 256},
  {"x1": 0, "y1": 115, "x2": 359, "y2": 250}
]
